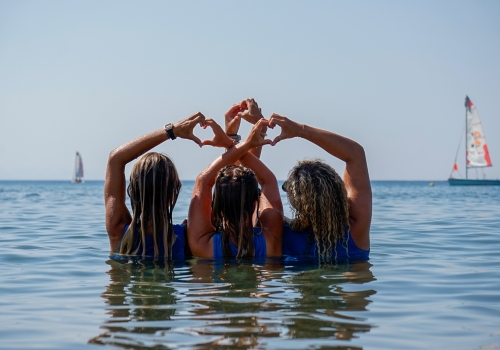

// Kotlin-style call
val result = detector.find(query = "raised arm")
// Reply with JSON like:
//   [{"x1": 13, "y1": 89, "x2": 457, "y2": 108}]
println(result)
[
  {"x1": 187, "y1": 119, "x2": 272, "y2": 258},
  {"x1": 269, "y1": 113, "x2": 372, "y2": 250},
  {"x1": 104, "y1": 112, "x2": 205, "y2": 251}
]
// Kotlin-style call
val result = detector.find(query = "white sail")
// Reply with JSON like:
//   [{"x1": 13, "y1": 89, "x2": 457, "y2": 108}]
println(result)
[
  {"x1": 73, "y1": 152, "x2": 84, "y2": 183},
  {"x1": 465, "y1": 96, "x2": 492, "y2": 168}
]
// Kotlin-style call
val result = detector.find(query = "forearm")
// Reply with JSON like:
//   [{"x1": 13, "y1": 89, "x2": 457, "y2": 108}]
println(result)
[
  {"x1": 301, "y1": 124, "x2": 365, "y2": 164},
  {"x1": 108, "y1": 129, "x2": 168, "y2": 167},
  {"x1": 197, "y1": 140, "x2": 252, "y2": 188}
]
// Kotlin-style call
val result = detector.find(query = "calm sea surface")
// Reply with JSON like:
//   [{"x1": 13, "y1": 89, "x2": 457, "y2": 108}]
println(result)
[{"x1": 0, "y1": 180, "x2": 499, "y2": 349}]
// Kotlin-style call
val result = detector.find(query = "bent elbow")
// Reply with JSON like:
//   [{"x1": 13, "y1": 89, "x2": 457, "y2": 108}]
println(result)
[{"x1": 350, "y1": 142, "x2": 367, "y2": 163}]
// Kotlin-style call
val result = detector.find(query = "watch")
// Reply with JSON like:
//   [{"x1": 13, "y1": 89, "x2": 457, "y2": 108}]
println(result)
[
  {"x1": 164, "y1": 123, "x2": 176, "y2": 140},
  {"x1": 227, "y1": 134, "x2": 241, "y2": 143}
]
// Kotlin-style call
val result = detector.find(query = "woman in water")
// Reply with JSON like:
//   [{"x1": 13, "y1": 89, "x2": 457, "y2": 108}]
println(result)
[
  {"x1": 104, "y1": 112, "x2": 205, "y2": 260},
  {"x1": 268, "y1": 113, "x2": 371, "y2": 262},
  {"x1": 187, "y1": 117, "x2": 283, "y2": 259}
]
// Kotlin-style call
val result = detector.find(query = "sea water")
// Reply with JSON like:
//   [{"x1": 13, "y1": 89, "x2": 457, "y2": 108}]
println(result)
[{"x1": 0, "y1": 180, "x2": 499, "y2": 349}]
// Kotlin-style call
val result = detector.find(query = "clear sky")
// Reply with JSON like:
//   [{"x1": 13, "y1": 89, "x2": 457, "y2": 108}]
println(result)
[{"x1": 1, "y1": 0, "x2": 500, "y2": 181}]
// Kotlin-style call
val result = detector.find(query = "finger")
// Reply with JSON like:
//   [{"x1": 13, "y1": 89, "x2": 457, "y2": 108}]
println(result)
[
  {"x1": 203, "y1": 118, "x2": 215, "y2": 128},
  {"x1": 201, "y1": 139, "x2": 215, "y2": 147},
  {"x1": 191, "y1": 112, "x2": 205, "y2": 121},
  {"x1": 237, "y1": 111, "x2": 252, "y2": 123},
  {"x1": 255, "y1": 118, "x2": 270, "y2": 128},
  {"x1": 226, "y1": 116, "x2": 241, "y2": 133},
  {"x1": 260, "y1": 139, "x2": 273, "y2": 146},
  {"x1": 228, "y1": 114, "x2": 241, "y2": 125},
  {"x1": 226, "y1": 104, "x2": 240, "y2": 115},
  {"x1": 268, "y1": 114, "x2": 283, "y2": 127},
  {"x1": 187, "y1": 134, "x2": 203, "y2": 147},
  {"x1": 272, "y1": 134, "x2": 283, "y2": 146},
  {"x1": 191, "y1": 114, "x2": 205, "y2": 126}
]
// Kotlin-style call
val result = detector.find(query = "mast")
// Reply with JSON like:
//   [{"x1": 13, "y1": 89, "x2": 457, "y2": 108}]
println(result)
[{"x1": 465, "y1": 96, "x2": 468, "y2": 180}]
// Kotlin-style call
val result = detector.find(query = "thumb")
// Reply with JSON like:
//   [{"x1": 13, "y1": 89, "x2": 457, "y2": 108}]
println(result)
[
  {"x1": 188, "y1": 135, "x2": 202, "y2": 147},
  {"x1": 201, "y1": 139, "x2": 215, "y2": 147},
  {"x1": 261, "y1": 139, "x2": 273, "y2": 147},
  {"x1": 272, "y1": 134, "x2": 283, "y2": 146}
]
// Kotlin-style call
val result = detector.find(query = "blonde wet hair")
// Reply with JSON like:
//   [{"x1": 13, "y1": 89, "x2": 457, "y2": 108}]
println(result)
[
  {"x1": 119, "y1": 152, "x2": 181, "y2": 259},
  {"x1": 283, "y1": 159, "x2": 349, "y2": 261}
]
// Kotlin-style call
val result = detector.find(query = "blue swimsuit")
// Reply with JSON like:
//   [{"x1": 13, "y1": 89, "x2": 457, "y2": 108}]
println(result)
[
  {"x1": 112, "y1": 223, "x2": 186, "y2": 260},
  {"x1": 212, "y1": 228, "x2": 266, "y2": 259},
  {"x1": 282, "y1": 223, "x2": 369, "y2": 261}
]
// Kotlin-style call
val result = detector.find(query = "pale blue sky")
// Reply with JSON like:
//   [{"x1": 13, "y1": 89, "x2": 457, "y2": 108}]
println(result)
[{"x1": 1, "y1": 0, "x2": 500, "y2": 180}]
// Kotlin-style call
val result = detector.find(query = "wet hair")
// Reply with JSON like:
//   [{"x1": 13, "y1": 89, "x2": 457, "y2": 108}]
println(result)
[
  {"x1": 212, "y1": 165, "x2": 260, "y2": 259},
  {"x1": 119, "y1": 152, "x2": 181, "y2": 259},
  {"x1": 283, "y1": 159, "x2": 349, "y2": 261}
]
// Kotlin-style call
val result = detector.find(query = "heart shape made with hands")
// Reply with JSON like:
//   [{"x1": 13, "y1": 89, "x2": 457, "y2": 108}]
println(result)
[
  {"x1": 264, "y1": 123, "x2": 282, "y2": 146},
  {"x1": 188, "y1": 117, "x2": 285, "y2": 147},
  {"x1": 196, "y1": 121, "x2": 218, "y2": 144}
]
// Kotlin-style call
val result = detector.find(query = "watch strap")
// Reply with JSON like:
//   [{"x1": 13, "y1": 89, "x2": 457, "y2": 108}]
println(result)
[{"x1": 164, "y1": 123, "x2": 176, "y2": 140}]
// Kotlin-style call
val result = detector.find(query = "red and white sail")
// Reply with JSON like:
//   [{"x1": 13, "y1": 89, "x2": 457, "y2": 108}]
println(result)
[{"x1": 465, "y1": 96, "x2": 492, "y2": 167}]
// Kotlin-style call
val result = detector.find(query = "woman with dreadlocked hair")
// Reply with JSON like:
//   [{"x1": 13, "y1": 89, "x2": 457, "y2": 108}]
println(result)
[
  {"x1": 268, "y1": 113, "x2": 371, "y2": 262},
  {"x1": 187, "y1": 118, "x2": 283, "y2": 259},
  {"x1": 105, "y1": 112, "x2": 205, "y2": 260}
]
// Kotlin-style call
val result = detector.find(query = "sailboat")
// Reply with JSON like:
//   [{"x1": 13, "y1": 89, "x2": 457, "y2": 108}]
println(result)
[
  {"x1": 72, "y1": 152, "x2": 84, "y2": 183},
  {"x1": 448, "y1": 96, "x2": 500, "y2": 185}
]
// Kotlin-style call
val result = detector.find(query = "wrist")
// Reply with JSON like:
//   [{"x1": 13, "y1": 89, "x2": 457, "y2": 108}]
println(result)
[{"x1": 225, "y1": 139, "x2": 238, "y2": 150}]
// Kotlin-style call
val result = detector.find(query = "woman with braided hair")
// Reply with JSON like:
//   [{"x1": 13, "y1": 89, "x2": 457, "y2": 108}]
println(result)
[
  {"x1": 268, "y1": 113, "x2": 371, "y2": 262},
  {"x1": 105, "y1": 112, "x2": 205, "y2": 260},
  {"x1": 187, "y1": 118, "x2": 283, "y2": 259}
]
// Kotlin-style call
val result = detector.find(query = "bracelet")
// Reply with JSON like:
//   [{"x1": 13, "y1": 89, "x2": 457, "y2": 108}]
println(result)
[
  {"x1": 228, "y1": 139, "x2": 238, "y2": 149},
  {"x1": 164, "y1": 123, "x2": 176, "y2": 140},
  {"x1": 227, "y1": 134, "x2": 241, "y2": 143},
  {"x1": 224, "y1": 139, "x2": 238, "y2": 152}
]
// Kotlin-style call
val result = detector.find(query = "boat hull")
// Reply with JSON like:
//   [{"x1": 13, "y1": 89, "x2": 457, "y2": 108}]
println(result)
[{"x1": 448, "y1": 178, "x2": 500, "y2": 186}]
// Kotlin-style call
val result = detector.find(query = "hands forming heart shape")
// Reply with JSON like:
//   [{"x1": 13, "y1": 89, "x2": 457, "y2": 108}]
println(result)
[{"x1": 173, "y1": 99, "x2": 304, "y2": 148}]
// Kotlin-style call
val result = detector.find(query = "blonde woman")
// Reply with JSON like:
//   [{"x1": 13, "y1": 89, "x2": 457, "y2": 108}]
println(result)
[
  {"x1": 269, "y1": 113, "x2": 371, "y2": 262},
  {"x1": 105, "y1": 112, "x2": 205, "y2": 260}
]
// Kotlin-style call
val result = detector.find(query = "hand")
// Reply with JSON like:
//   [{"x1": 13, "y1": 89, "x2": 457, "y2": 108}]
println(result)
[
  {"x1": 201, "y1": 119, "x2": 234, "y2": 148},
  {"x1": 268, "y1": 113, "x2": 303, "y2": 145},
  {"x1": 173, "y1": 112, "x2": 206, "y2": 147},
  {"x1": 224, "y1": 103, "x2": 243, "y2": 135},
  {"x1": 243, "y1": 119, "x2": 273, "y2": 149},
  {"x1": 238, "y1": 98, "x2": 264, "y2": 125}
]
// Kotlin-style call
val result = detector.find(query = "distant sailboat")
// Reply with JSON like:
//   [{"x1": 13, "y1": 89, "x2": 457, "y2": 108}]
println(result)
[
  {"x1": 72, "y1": 152, "x2": 84, "y2": 183},
  {"x1": 448, "y1": 96, "x2": 500, "y2": 185}
]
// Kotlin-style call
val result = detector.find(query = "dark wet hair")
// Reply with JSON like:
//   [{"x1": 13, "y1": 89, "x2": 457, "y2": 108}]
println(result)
[{"x1": 212, "y1": 165, "x2": 260, "y2": 258}]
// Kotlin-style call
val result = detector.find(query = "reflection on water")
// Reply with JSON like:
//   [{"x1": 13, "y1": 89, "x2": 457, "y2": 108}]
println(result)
[{"x1": 90, "y1": 259, "x2": 376, "y2": 349}]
